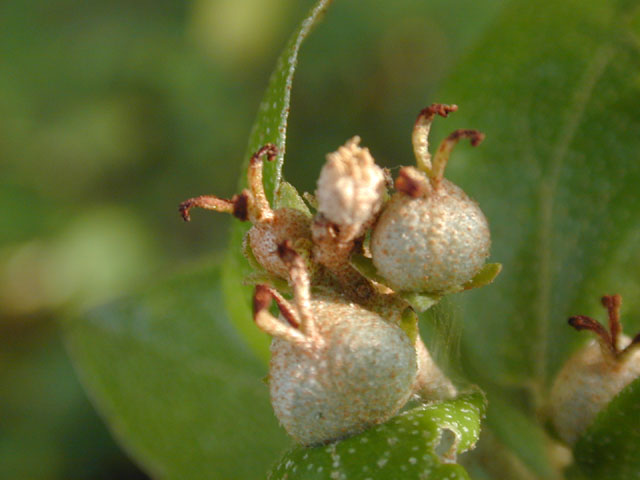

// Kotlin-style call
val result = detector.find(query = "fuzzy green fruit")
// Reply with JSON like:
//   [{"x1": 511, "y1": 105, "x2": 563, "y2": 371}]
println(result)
[
  {"x1": 371, "y1": 175, "x2": 490, "y2": 293},
  {"x1": 549, "y1": 294, "x2": 640, "y2": 445},
  {"x1": 268, "y1": 294, "x2": 417, "y2": 446},
  {"x1": 550, "y1": 336, "x2": 640, "y2": 445},
  {"x1": 247, "y1": 207, "x2": 311, "y2": 279},
  {"x1": 370, "y1": 104, "x2": 491, "y2": 294}
]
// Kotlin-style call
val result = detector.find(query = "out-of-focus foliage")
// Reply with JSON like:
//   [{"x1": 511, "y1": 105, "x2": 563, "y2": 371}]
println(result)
[
  {"x1": 2, "y1": 0, "x2": 506, "y2": 477},
  {"x1": 65, "y1": 264, "x2": 289, "y2": 480},
  {"x1": 438, "y1": 0, "x2": 640, "y2": 476}
]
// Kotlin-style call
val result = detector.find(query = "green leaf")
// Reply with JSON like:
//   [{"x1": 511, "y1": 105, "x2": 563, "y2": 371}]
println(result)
[
  {"x1": 269, "y1": 391, "x2": 486, "y2": 480},
  {"x1": 435, "y1": 0, "x2": 640, "y2": 474},
  {"x1": 571, "y1": 377, "x2": 640, "y2": 478},
  {"x1": 222, "y1": 0, "x2": 334, "y2": 363},
  {"x1": 63, "y1": 264, "x2": 289, "y2": 480},
  {"x1": 443, "y1": 0, "x2": 640, "y2": 388}
]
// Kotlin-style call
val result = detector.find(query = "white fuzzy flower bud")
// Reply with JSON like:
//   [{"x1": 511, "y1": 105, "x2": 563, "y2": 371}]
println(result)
[{"x1": 316, "y1": 136, "x2": 385, "y2": 240}]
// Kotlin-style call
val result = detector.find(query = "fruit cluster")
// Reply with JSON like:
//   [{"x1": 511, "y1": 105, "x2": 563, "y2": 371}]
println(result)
[{"x1": 180, "y1": 104, "x2": 499, "y2": 445}]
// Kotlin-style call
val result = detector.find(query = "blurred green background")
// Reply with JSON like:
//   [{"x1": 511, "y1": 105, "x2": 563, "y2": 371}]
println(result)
[{"x1": 0, "y1": 0, "x2": 505, "y2": 477}]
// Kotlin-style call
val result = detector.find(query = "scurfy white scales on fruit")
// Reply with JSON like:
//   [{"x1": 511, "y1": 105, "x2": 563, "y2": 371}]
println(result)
[
  {"x1": 254, "y1": 243, "x2": 417, "y2": 446},
  {"x1": 179, "y1": 103, "x2": 498, "y2": 446},
  {"x1": 371, "y1": 104, "x2": 491, "y2": 293},
  {"x1": 550, "y1": 294, "x2": 640, "y2": 446}
]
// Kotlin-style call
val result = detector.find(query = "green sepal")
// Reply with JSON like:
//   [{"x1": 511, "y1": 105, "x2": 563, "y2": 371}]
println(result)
[
  {"x1": 400, "y1": 291, "x2": 443, "y2": 313},
  {"x1": 461, "y1": 263, "x2": 502, "y2": 291},
  {"x1": 268, "y1": 391, "x2": 486, "y2": 480},
  {"x1": 274, "y1": 181, "x2": 312, "y2": 217},
  {"x1": 350, "y1": 253, "x2": 392, "y2": 286},
  {"x1": 436, "y1": 263, "x2": 502, "y2": 296},
  {"x1": 351, "y1": 254, "x2": 501, "y2": 313},
  {"x1": 399, "y1": 307, "x2": 419, "y2": 344}
]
